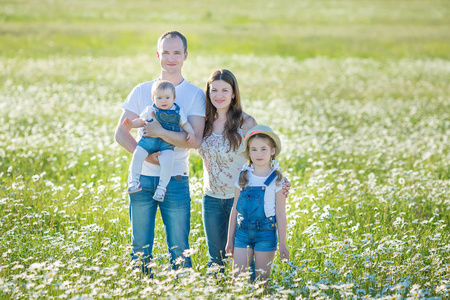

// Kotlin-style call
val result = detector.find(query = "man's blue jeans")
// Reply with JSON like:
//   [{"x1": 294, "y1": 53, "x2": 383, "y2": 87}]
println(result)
[
  {"x1": 202, "y1": 194, "x2": 234, "y2": 269},
  {"x1": 129, "y1": 175, "x2": 192, "y2": 274}
]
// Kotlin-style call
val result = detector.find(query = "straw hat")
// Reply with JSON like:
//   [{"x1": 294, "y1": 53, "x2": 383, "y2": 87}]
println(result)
[{"x1": 243, "y1": 125, "x2": 281, "y2": 159}]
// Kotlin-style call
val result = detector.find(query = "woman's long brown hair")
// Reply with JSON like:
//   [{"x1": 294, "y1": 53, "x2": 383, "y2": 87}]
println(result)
[{"x1": 204, "y1": 69, "x2": 244, "y2": 152}]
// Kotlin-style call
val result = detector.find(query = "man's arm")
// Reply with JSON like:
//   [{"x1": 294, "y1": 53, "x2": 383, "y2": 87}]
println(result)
[
  {"x1": 143, "y1": 114, "x2": 205, "y2": 149},
  {"x1": 115, "y1": 110, "x2": 139, "y2": 154},
  {"x1": 114, "y1": 109, "x2": 160, "y2": 164}
]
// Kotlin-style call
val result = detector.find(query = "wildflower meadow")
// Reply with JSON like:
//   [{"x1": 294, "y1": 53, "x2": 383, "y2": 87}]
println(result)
[{"x1": 1, "y1": 0, "x2": 449, "y2": 299}]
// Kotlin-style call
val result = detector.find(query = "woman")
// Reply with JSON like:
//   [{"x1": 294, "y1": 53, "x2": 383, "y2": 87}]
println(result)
[
  {"x1": 199, "y1": 69, "x2": 289, "y2": 271},
  {"x1": 198, "y1": 69, "x2": 257, "y2": 270}
]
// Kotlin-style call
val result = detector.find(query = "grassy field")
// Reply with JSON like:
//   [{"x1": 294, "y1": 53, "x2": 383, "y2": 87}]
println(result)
[
  {"x1": 1, "y1": 0, "x2": 450, "y2": 59},
  {"x1": 1, "y1": 0, "x2": 449, "y2": 299}
]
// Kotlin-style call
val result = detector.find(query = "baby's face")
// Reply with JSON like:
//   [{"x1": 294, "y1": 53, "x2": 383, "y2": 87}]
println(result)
[{"x1": 153, "y1": 88, "x2": 175, "y2": 109}]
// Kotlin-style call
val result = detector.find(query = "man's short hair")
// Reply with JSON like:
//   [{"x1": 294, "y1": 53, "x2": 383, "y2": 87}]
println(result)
[{"x1": 157, "y1": 31, "x2": 188, "y2": 53}]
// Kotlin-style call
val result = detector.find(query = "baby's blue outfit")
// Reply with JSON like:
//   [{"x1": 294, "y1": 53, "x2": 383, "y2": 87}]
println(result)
[
  {"x1": 137, "y1": 103, "x2": 182, "y2": 153},
  {"x1": 234, "y1": 171, "x2": 278, "y2": 251}
]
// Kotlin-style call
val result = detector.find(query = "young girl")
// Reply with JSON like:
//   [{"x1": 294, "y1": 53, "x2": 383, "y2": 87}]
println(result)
[{"x1": 226, "y1": 125, "x2": 289, "y2": 283}]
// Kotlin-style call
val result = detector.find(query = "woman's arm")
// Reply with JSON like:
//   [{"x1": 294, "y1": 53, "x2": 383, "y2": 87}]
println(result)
[
  {"x1": 241, "y1": 114, "x2": 258, "y2": 136},
  {"x1": 226, "y1": 187, "x2": 241, "y2": 257},
  {"x1": 282, "y1": 178, "x2": 291, "y2": 198},
  {"x1": 275, "y1": 189, "x2": 289, "y2": 262}
]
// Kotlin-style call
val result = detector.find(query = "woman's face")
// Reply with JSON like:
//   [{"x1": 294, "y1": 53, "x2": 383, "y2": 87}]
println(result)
[{"x1": 209, "y1": 80, "x2": 234, "y2": 111}]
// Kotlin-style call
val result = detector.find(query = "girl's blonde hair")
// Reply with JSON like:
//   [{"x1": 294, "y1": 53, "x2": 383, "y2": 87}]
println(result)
[{"x1": 238, "y1": 134, "x2": 283, "y2": 188}]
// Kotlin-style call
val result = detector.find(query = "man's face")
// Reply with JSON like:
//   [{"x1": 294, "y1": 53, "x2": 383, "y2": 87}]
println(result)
[{"x1": 157, "y1": 36, "x2": 187, "y2": 75}]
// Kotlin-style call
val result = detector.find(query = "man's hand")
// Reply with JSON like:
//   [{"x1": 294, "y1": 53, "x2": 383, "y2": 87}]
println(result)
[
  {"x1": 145, "y1": 152, "x2": 161, "y2": 165},
  {"x1": 143, "y1": 112, "x2": 164, "y2": 138}
]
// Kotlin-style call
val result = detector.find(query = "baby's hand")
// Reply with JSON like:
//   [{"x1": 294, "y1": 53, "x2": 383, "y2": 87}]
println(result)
[
  {"x1": 122, "y1": 117, "x2": 132, "y2": 129},
  {"x1": 186, "y1": 133, "x2": 194, "y2": 144}
]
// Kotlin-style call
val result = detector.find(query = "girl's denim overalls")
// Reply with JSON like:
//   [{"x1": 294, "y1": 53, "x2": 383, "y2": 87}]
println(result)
[
  {"x1": 234, "y1": 171, "x2": 277, "y2": 251},
  {"x1": 137, "y1": 103, "x2": 181, "y2": 153}
]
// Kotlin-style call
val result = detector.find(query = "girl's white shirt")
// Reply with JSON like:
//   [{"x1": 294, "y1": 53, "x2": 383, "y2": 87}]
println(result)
[{"x1": 235, "y1": 169, "x2": 282, "y2": 217}]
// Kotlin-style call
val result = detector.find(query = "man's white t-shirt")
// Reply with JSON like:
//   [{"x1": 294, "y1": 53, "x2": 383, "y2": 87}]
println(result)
[
  {"x1": 235, "y1": 170, "x2": 282, "y2": 217},
  {"x1": 122, "y1": 79, "x2": 206, "y2": 177}
]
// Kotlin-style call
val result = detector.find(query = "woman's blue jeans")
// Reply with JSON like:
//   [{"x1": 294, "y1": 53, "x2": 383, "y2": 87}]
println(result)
[
  {"x1": 129, "y1": 175, "x2": 192, "y2": 274},
  {"x1": 202, "y1": 194, "x2": 234, "y2": 269}
]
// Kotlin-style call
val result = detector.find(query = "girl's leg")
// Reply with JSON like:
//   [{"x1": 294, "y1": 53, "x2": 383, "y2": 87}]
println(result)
[
  {"x1": 157, "y1": 150, "x2": 174, "y2": 189},
  {"x1": 254, "y1": 250, "x2": 275, "y2": 282},
  {"x1": 130, "y1": 146, "x2": 149, "y2": 183},
  {"x1": 232, "y1": 247, "x2": 254, "y2": 278}
]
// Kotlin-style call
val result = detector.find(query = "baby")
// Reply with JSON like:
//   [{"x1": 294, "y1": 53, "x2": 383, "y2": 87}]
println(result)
[{"x1": 122, "y1": 80, "x2": 195, "y2": 201}]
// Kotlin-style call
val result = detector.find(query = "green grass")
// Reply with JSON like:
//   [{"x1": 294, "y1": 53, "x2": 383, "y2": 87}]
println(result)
[
  {"x1": 1, "y1": 0, "x2": 449, "y2": 58},
  {"x1": 1, "y1": 0, "x2": 449, "y2": 299}
]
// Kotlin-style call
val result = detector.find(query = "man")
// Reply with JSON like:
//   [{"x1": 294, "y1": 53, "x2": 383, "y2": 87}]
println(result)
[{"x1": 115, "y1": 31, "x2": 206, "y2": 273}]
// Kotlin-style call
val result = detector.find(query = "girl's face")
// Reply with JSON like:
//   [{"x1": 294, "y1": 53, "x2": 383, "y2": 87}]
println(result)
[
  {"x1": 248, "y1": 136, "x2": 276, "y2": 168},
  {"x1": 209, "y1": 80, "x2": 234, "y2": 112}
]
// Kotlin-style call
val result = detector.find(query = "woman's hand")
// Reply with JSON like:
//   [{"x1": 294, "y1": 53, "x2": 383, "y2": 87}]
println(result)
[{"x1": 282, "y1": 177, "x2": 291, "y2": 198}]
